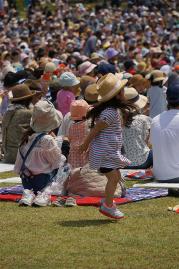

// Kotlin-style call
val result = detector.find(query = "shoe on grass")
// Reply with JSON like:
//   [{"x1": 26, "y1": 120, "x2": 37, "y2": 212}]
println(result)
[
  {"x1": 33, "y1": 191, "x2": 51, "y2": 207},
  {"x1": 19, "y1": 189, "x2": 35, "y2": 206},
  {"x1": 65, "y1": 197, "x2": 77, "y2": 207},
  {"x1": 52, "y1": 197, "x2": 66, "y2": 207},
  {"x1": 99, "y1": 203, "x2": 124, "y2": 219}
]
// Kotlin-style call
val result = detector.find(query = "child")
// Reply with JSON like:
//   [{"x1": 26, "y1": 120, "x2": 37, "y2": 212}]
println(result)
[
  {"x1": 57, "y1": 72, "x2": 80, "y2": 116},
  {"x1": 80, "y1": 73, "x2": 134, "y2": 219},
  {"x1": 68, "y1": 100, "x2": 90, "y2": 169},
  {"x1": 14, "y1": 100, "x2": 63, "y2": 207}
]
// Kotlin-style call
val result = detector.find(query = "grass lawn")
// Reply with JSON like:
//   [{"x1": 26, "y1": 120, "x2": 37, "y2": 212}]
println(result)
[{"x1": 0, "y1": 174, "x2": 179, "y2": 269}]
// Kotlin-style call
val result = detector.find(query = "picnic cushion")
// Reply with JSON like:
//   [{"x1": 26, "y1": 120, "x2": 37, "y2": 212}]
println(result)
[{"x1": 65, "y1": 165, "x2": 122, "y2": 197}]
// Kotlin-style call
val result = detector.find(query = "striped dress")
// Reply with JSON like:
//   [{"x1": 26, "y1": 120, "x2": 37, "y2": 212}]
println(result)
[{"x1": 89, "y1": 107, "x2": 130, "y2": 170}]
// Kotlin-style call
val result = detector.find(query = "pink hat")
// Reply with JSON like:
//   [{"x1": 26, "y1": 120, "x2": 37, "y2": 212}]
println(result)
[
  {"x1": 70, "y1": 100, "x2": 90, "y2": 120},
  {"x1": 21, "y1": 53, "x2": 29, "y2": 61},
  {"x1": 78, "y1": 61, "x2": 97, "y2": 76}
]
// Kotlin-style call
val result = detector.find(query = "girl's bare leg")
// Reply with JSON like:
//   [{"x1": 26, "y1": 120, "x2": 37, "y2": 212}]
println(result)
[{"x1": 105, "y1": 169, "x2": 122, "y2": 207}]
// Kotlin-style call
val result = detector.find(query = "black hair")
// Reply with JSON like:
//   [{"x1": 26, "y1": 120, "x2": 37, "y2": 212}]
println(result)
[
  {"x1": 167, "y1": 102, "x2": 179, "y2": 110},
  {"x1": 48, "y1": 50, "x2": 57, "y2": 58},
  {"x1": 33, "y1": 67, "x2": 44, "y2": 79},
  {"x1": 150, "y1": 80, "x2": 163, "y2": 87},
  {"x1": 11, "y1": 50, "x2": 19, "y2": 58},
  {"x1": 86, "y1": 96, "x2": 136, "y2": 128}
]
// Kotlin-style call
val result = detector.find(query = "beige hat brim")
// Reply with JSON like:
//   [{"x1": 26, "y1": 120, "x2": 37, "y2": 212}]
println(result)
[
  {"x1": 135, "y1": 95, "x2": 148, "y2": 109},
  {"x1": 98, "y1": 79, "x2": 128, "y2": 103},
  {"x1": 153, "y1": 77, "x2": 166, "y2": 82},
  {"x1": 10, "y1": 91, "x2": 36, "y2": 102}
]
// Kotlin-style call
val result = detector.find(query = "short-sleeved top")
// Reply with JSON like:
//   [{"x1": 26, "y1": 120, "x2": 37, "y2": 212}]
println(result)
[
  {"x1": 147, "y1": 86, "x2": 167, "y2": 118},
  {"x1": 57, "y1": 89, "x2": 75, "y2": 116},
  {"x1": 151, "y1": 109, "x2": 179, "y2": 181},
  {"x1": 89, "y1": 108, "x2": 130, "y2": 170},
  {"x1": 123, "y1": 114, "x2": 151, "y2": 166}
]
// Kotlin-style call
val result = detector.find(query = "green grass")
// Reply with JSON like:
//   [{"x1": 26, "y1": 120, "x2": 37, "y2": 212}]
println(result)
[{"x1": 0, "y1": 178, "x2": 179, "y2": 269}]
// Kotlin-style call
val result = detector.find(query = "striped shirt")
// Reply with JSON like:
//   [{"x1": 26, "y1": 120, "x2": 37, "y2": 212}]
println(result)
[{"x1": 89, "y1": 107, "x2": 130, "y2": 170}]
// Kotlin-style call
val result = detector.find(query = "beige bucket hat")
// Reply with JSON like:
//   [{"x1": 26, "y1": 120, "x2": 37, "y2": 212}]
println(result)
[
  {"x1": 30, "y1": 100, "x2": 63, "y2": 133},
  {"x1": 124, "y1": 87, "x2": 148, "y2": 109}
]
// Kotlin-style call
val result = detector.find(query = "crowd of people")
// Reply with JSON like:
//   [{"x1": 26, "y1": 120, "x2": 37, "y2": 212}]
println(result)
[{"x1": 0, "y1": 0, "x2": 179, "y2": 219}]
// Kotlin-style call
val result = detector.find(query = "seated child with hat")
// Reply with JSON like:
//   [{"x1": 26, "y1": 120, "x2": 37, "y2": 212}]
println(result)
[
  {"x1": 57, "y1": 72, "x2": 80, "y2": 116},
  {"x1": 14, "y1": 100, "x2": 63, "y2": 207}
]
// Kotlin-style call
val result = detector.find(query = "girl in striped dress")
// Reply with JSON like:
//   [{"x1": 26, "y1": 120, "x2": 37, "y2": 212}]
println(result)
[{"x1": 80, "y1": 73, "x2": 135, "y2": 219}]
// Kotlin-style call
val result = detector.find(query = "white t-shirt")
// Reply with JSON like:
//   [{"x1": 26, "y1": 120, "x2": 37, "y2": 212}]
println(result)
[{"x1": 151, "y1": 109, "x2": 179, "y2": 180}]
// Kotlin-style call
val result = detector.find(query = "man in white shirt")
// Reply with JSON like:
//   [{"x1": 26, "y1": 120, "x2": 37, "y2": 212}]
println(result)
[{"x1": 151, "y1": 77, "x2": 179, "y2": 182}]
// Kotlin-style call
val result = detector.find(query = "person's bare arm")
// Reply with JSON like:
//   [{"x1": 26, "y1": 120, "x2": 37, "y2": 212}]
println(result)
[{"x1": 79, "y1": 120, "x2": 108, "y2": 153}]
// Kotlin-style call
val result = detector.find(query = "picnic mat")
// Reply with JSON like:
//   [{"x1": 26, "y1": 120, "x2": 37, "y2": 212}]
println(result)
[
  {"x1": 133, "y1": 182, "x2": 179, "y2": 189},
  {"x1": 0, "y1": 177, "x2": 21, "y2": 183},
  {"x1": 121, "y1": 169, "x2": 154, "y2": 180},
  {"x1": 0, "y1": 163, "x2": 14, "y2": 173},
  {"x1": 0, "y1": 185, "x2": 168, "y2": 206}
]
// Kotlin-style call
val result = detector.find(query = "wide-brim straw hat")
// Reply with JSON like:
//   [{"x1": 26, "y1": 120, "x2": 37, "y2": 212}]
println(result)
[
  {"x1": 30, "y1": 100, "x2": 63, "y2": 133},
  {"x1": 11, "y1": 84, "x2": 36, "y2": 102},
  {"x1": 124, "y1": 87, "x2": 148, "y2": 109},
  {"x1": 97, "y1": 73, "x2": 128, "y2": 103},
  {"x1": 146, "y1": 70, "x2": 168, "y2": 85},
  {"x1": 84, "y1": 83, "x2": 98, "y2": 103}
]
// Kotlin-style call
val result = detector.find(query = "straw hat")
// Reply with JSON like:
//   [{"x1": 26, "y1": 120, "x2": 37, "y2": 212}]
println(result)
[
  {"x1": 129, "y1": 74, "x2": 149, "y2": 88},
  {"x1": 124, "y1": 87, "x2": 148, "y2": 109},
  {"x1": 70, "y1": 100, "x2": 90, "y2": 120},
  {"x1": 44, "y1": 62, "x2": 56, "y2": 73},
  {"x1": 30, "y1": 100, "x2": 63, "y2": 133},
  {"x1": 97, "y1": 73, "x2": 128, "y2": 103},
  {"x1": 84, "y1": 84, "x2": 98, "y2": 103},
  {"x1": 11, "y1": 84, "x2": 36, "y2": 102},
  {"x1": 80, "y1": 75, "x2": 96, "y2": 93},
  {"x1": 90, "y1": 52, "x2": 103, "y2": 61},
  {"x1": 147, "y1": 70, "x2": 168, "y2": 84}
]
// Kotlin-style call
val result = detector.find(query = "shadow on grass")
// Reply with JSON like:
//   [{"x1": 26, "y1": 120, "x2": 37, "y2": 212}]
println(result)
[{"x1": 58, "y1": 219, "x2": 117, "y2": 227}]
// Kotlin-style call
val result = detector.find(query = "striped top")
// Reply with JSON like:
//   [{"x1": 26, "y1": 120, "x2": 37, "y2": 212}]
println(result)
[{"x1": 89, "y1": 107, "x2": 130, "y2": 170}]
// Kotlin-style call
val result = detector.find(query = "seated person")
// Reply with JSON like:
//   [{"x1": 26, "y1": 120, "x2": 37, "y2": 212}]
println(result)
[
  {"x1": 123, "y1": 87, "x2": 152, "y2": 169},
  {"x1": 2, "y1": 84, "x2": 35, "y2": 163},
  {"x1": 14, "y1": 100, "x2": 63, "y2": 206},
  {"x1": 151, "y1": 78, "x2": 179, "y2": 182}
]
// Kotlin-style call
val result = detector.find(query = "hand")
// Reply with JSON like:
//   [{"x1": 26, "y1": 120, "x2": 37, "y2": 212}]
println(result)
[
  {"x1": 49, "y1": 131, "x2": 56, "y2": 138},
  {"x1": 79, "y1": 142, "x2": 88, "y2": 153}
]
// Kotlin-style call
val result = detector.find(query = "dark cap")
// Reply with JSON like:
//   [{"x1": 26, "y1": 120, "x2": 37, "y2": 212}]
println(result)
[{"x1": 167, "y1": 81, "x2": 179, "y2": 104}]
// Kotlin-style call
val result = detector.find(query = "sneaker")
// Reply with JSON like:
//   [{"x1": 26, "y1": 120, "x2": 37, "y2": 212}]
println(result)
[
  {"x1": 65, "y1": 197, "x2": 77, "y2": 207},
  {"x1": 99, "y1": 203, "x2": 124, "y2": 219},
  {"x1": 33, "y1": 191, "x2": 51, "y2": 207},
  {"x1": 52, "y1": 197, "x2": 66, "y2": 207},
  {"x1": 19, "y1": 189, "x2": 35, "y2": 206}
]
